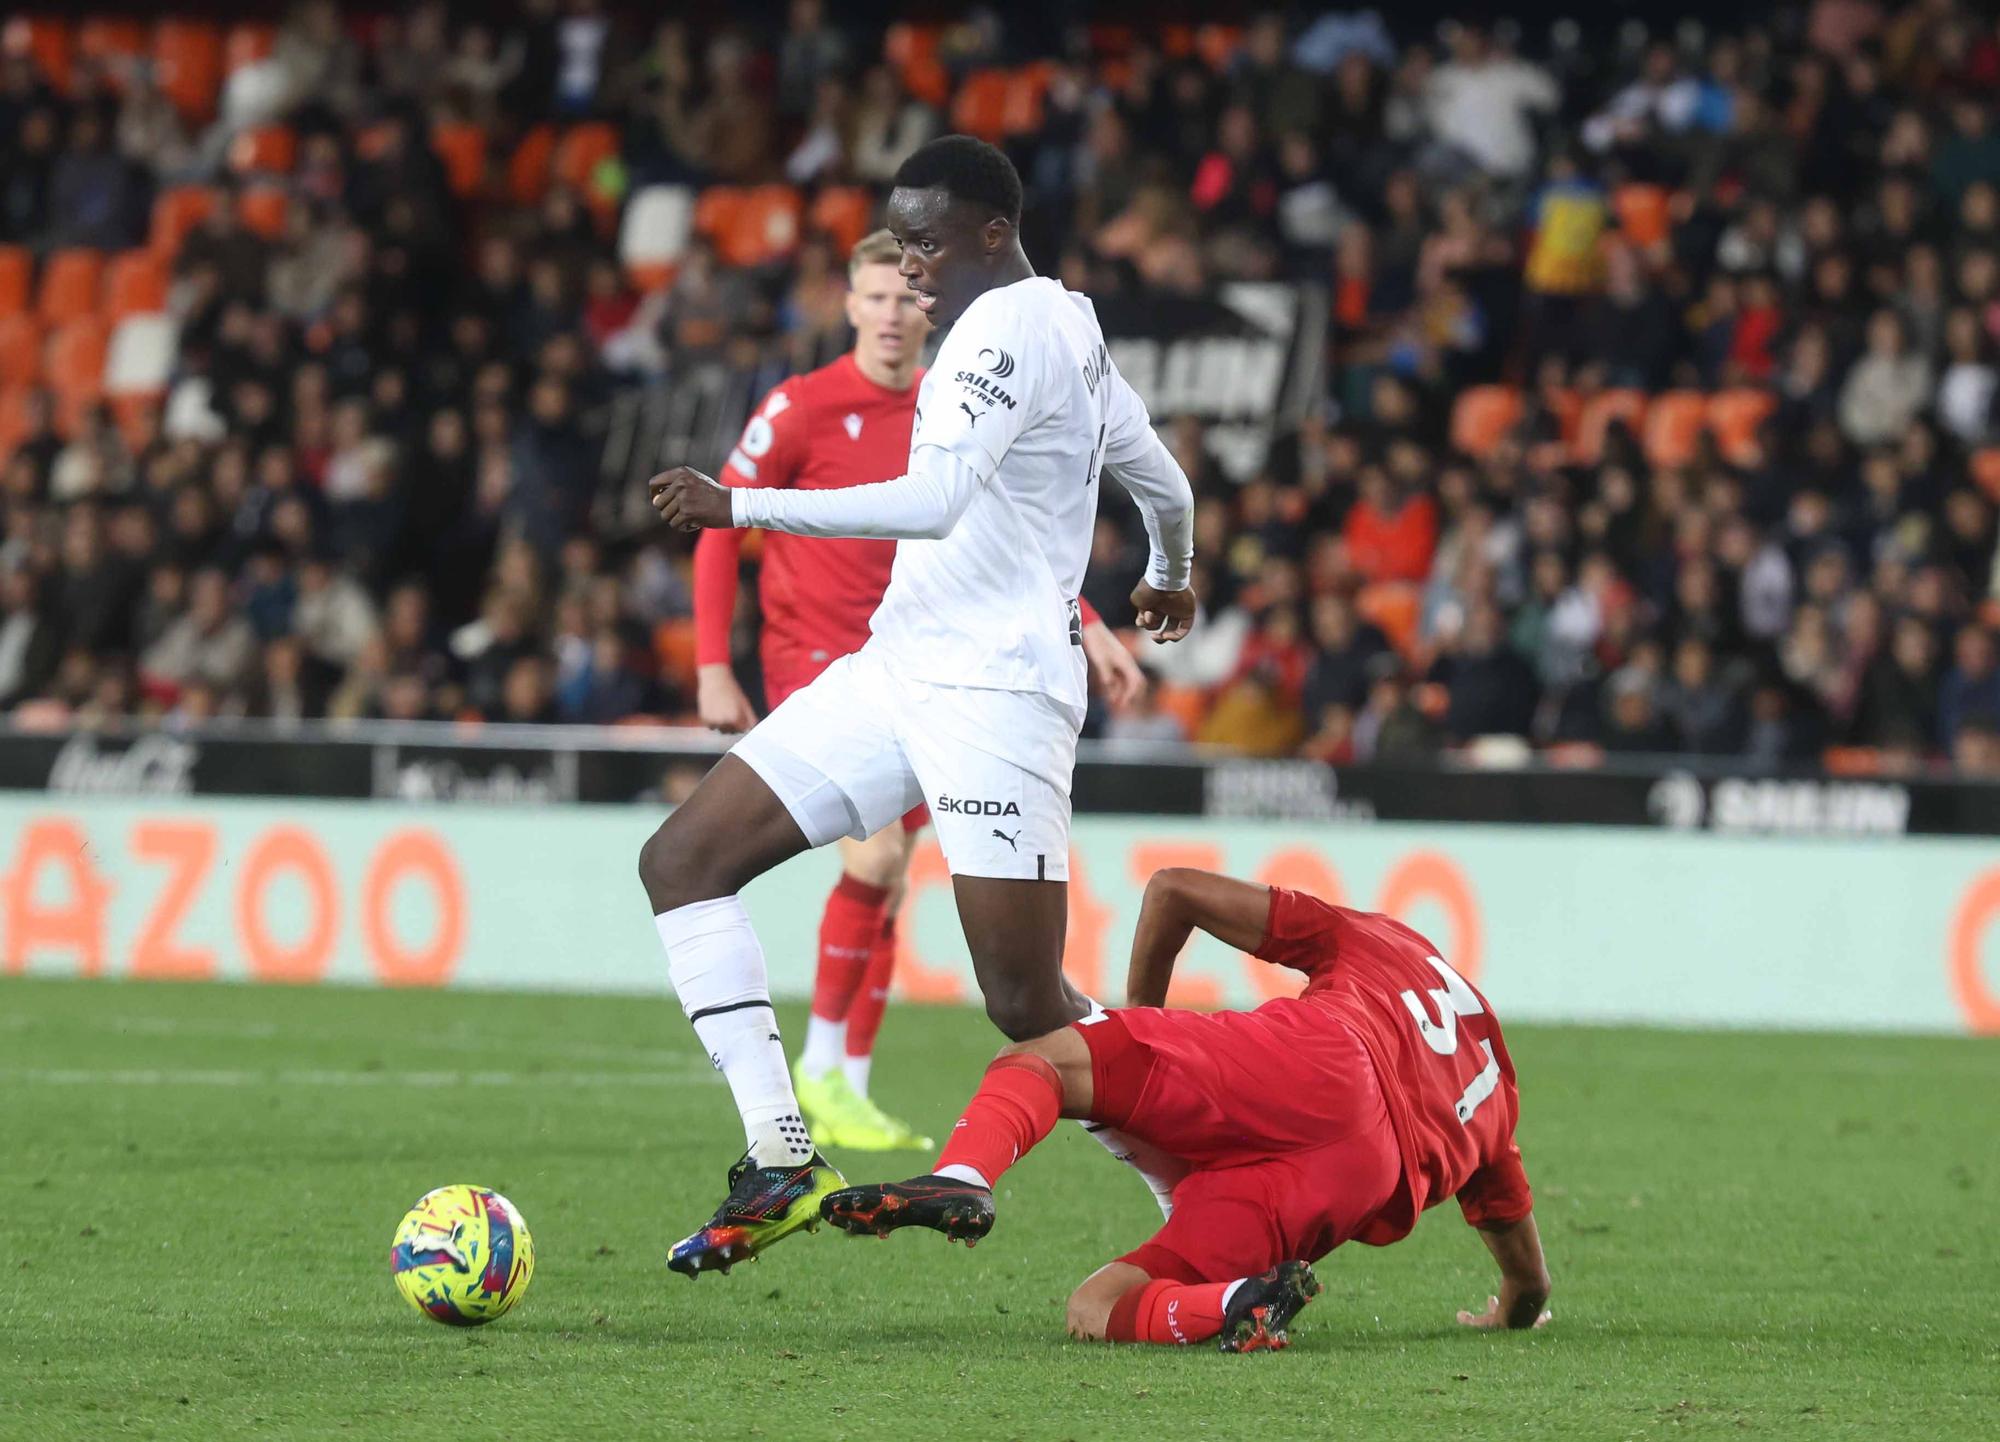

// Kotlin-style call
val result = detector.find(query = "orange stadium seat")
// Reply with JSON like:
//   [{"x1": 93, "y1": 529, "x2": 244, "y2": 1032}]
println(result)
[
  {"x1": 4, "y1": 17, "x2": 71, "y2": 92},
  {"x1": 45, "y1": 317, "x2": 109, "y2": 404},
  {"x1": 1970, "y1": 448, "x2": 2000, "y2": 503},
  {"x1": 508, "y1": 124, "x2": 557, "y2": 206},
  {"x1": 37, "y1": 249, "x2": 104, "y2": 328},
  {"x1": 1449, "y1": 384, "x2": 1521, "y2": 459},
  {"x1": 1572, "y1": 388, "x2": 1649, "y2": 465},
  {"x1": 0, "y1": 246, "x2": 31, "y2": 315},
  {"x1": 101, "y1": 250, "x2": 167, "y2": 321},
  {"x1": 153, "y1": 19, "x2": 223, "y2": 122},
  {"x1": 75, "y1": 18, "x2": 145, "y2": 86},
  {"x1": 0, "y1": 314, "x2": 43, "y2": 387},
  {"x1": 1160, "y1": 26, "x2": 1196, "y2": 57},
  {"x1": 1151, "y1": 683, "x2": 1208, "y2": 740},
  {"x1": 223, "y1": 22, "x2": 276, "y2": 75},
  {"x1": 1195, "y1": 25, "x2": 1244, "y2": 71},
  {"x1": 109, "y1": 394, "x2": 160, "y2": 452},
  {"x1": 809, "y1": 187, "x2": 873, "y2": 254},
  {"x1": 1613, "y1": 183, "x2": 1672, "y2": 250},
  {"x1": 1643, "y1": 389, "x2": 1709, "y2": 469},
  {"x1": 619, "y1": 183, "x2": 694, "y2": 292},
  {"x1": 236, "y1": 186, "x2": 290, "y2": 240},
  {"x1": 1357, "y1": 581, "x2": 1423, "y2": 659},
  {"x1": 150, "y1": 185, "x2": 219, "y2": 260},
  {"x1": 696, "y1": 186, "x2": 803, "y2": 268},
  {"x1": 951, "y1": 69, "x2": 1011, "y2": 143},
  {"x1": 1707, "y1": 388, "x2": 1776, "y2": 465},
  {"x1": 1822, "y1": 746, "x2": 1885, "y2": 777},
  {"x1": 653, "y1": 618, "x2": 699, "y2": 689},
  {"x1": 884, "y1": 23, "x2": 948, "y2": 106},
  {"x1": 556, "y1": 123, "x2": 616, "y2": 202},
  {"x1": 431, "y1": 122, "x2": 488, "y2": 198},
  {"x1": 229, "y1": 125, "x2": 296, "y2": 175}
]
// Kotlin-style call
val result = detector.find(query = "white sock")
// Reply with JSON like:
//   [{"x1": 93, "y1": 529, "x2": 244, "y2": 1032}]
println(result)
[
  {"x1": 1221, "y1": 1278, "x2": 1246, "y2": 1309},
  {"x1": 840, "y1": 1050, "x2": 872, "y2": 1098},
  {"x1": 1075, "y1": 995, "x2": 1179, "y2": 1218},
  {"x1": 655, "y1": 896, "x2": 814, "y2": 1168},
  {"x1": 934, "y1": 1162, "x2": 990, "y2": 1188},
  {"x1": 799, "y1": 1014, "x2": 846, "y2": 1078}
]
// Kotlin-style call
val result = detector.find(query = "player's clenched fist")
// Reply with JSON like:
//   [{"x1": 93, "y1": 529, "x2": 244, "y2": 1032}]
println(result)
[
  {"x1": 650, "y1": 466, "x2": 734, "y2": 532},
  {"x1": 1129, "y1": 582, "x2": 1196, "y2": 643}
]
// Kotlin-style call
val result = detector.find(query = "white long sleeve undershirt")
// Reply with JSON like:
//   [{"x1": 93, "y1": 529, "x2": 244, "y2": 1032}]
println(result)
[{"x1": 729, "y1": 445, "x2": 981, "y2": 541}]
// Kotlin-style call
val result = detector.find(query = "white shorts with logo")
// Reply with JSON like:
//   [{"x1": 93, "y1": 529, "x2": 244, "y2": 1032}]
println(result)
[{"x1": 731, "y1": 648, "x2": 1080, "y2": 881}]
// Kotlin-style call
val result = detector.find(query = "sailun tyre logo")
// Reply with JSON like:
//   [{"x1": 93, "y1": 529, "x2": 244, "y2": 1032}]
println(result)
[{"x1": 979, "y1": 347, "x2": 1015, "y2": 378}]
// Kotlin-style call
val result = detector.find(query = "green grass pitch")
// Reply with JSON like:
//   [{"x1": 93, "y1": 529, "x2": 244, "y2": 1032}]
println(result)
[{"x1": 2, "y1": 977, "x2": 1995, "y2": 1440}]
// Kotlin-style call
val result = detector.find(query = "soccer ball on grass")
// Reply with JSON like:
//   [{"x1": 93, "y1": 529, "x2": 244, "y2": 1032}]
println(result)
[{"x1": 390, "y1": 1185, "x2": 535, "y2": 1326}]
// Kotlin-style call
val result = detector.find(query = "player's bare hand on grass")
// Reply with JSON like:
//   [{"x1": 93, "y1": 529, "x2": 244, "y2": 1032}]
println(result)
[
  {"x1": 1130, "y1": 583, "x2": 1195, "y2": 643},
  {"x1": 650, "y1": 466, "x2": 734, "y2": 532},
  {"x1": 696, "y1": 664, "x2": 759, "y2": 732},
  {"x1": 1081, "y1": 620, "x2": 1147, "y2": 706},
  {"x1": 1456, "y1": 1294, "x2": 1552, "y2": 1330}
]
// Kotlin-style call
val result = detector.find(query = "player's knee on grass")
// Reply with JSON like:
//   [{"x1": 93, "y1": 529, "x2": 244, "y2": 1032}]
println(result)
[{"x1": 1066, "y1": 1262, "x2": 1149, "y2": 1341}]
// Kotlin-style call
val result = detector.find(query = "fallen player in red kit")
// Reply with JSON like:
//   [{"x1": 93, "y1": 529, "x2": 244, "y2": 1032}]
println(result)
[{"x1": 821, "y1": 867, "x2": 1553, "y2": 1352}]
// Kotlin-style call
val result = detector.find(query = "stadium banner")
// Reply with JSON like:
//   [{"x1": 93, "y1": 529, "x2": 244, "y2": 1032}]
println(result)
[
  {"x1": 5, "y1": 725, "x2": 2000, "y2": 834},
  {"x1": 2, "y1": 794, "x2": 1996, "y2": 1037}
]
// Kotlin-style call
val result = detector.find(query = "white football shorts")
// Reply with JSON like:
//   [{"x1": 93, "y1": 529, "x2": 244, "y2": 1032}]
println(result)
[{"x1": 730, "y1": 647, "x2": 1081, "y2": 881}]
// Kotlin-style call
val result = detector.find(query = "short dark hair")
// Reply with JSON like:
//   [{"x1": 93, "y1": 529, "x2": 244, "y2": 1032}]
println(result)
[{"x1": 892, "y1": 134, "x2": 1023, "y2": 226}]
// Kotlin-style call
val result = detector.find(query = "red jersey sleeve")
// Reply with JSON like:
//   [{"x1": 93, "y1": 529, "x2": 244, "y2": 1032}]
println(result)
[
  {"x1": 1455, "y1": 1135, "x2": 1534, "y2": 1229},
  {"x1": 720, "y1": 382, "x2": 807, "y2": 490},
  {"x1": 1251, "y1": 886, "x2": 1343, "y2": 975},
  {"x1": 701, "y1": 384, "x2": 809, "y2": 667}
]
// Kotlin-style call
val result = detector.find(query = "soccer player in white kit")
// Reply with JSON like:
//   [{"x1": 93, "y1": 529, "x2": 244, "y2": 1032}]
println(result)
[{"x1": 646, "y1": 136, "x2": 1198, "y2": 1277}]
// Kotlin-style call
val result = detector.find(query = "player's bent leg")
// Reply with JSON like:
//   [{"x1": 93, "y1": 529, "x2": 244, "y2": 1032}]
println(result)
[
  {"x1": 637, "y1": 754, "x2": 812, "y2": 911},
  {"x1": 1074, "y1": 1259, "x2": 1324, "y2": 1351},
  {"x1": 1066, "y1": 1262, "x2": 1151, "y2": 1341},
  {"x1": 639, "y1": 757, "x2": 843, "y2": 1279}
]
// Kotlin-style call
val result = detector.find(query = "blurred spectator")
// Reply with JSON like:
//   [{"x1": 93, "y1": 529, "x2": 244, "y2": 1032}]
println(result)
[{"x1": 0, "y1": 0, "x2": 1989, "y2": 784}]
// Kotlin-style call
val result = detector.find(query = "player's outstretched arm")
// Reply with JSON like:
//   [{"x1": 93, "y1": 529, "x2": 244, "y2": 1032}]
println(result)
[
  {"x1": 1457, "y1": 1212, "x2": 1553, "y2": 1331},
  {"x1": 1126, "y1": 868, "x2": 1273, "y2": 1006},
  {"x1": 651, "y1": 449, "x2": 982, "y2": 542}
]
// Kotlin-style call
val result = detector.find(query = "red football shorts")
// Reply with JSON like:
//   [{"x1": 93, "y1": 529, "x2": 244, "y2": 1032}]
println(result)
[{"x1": 1077, "y1": 1007, "x2": 1403, "y2": 1284}]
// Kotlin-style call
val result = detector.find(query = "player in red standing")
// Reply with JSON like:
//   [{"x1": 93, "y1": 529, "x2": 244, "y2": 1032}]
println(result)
[
  {"x1": 693, "y1": 229, "x2": 1147, "y2": 1151},
  {"x1": 822, "y1": 866, "x2": 1553, "y2": 1352}
]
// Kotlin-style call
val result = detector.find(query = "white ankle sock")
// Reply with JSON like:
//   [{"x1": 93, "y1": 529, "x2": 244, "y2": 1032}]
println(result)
[
  {"x1": 799, "y1": 1014, "x2": 846, "y2": 1078},
  {"x1": 655, "y1": 896, "x2": 814, "y2": 1168},
  {"x1": 840, "y1": 1050, "x2": 872, "y2": 1098},
  {"x1": 934, "y1": 1162, "x2": 990, "y2": 1188}
]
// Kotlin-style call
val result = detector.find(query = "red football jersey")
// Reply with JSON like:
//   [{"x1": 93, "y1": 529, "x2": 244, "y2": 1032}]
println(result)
[
  {"x1": 694, "y1": 354, "x2": 919, "y2": 684},
  {"x1": 1253, "y1": 888, "x2": 1533, "y2": 1243}
]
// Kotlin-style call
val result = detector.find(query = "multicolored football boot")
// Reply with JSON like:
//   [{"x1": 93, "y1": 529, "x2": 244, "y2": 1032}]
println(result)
[
  {"x1": 665, "y1": 1150, "x2": 846, "y2": 1278},
  {"x1": 1217, "y1": 1261, "x2": 1322, "y2": 1353},
  {"x1": 817, "y1": 1174, "x2": 995, "y2": 1246}
]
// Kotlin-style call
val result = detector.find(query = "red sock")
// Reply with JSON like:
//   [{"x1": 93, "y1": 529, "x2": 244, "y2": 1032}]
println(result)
[
  {"x1": 934, "y1": 1053, "x2": 1061, "y2": 1186},
  {"x1": 810, "y1": 874, "x2": 888, "y2": 1023},
  {"x1": 843, "y1": 912, "x2": 897, "y2": 1061},
  {"x1": 1103, "y1": 1279, "x2": 1235, "y2": 1345}
]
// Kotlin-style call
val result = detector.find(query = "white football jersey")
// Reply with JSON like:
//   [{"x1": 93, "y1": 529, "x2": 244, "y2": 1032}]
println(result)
[{"x1": 864, "y1": 277, "x2": 1160, "y2": 710}]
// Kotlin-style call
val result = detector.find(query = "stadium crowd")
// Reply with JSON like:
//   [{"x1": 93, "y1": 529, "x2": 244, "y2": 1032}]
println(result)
[{"x1": 2, "y1": 1, "x2": 2000, "y2": 776}]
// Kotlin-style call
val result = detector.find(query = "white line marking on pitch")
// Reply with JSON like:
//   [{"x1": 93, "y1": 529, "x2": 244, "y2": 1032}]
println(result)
[{"x1": 0, "y1": 1067, "x2": 720, "y2": 1088}]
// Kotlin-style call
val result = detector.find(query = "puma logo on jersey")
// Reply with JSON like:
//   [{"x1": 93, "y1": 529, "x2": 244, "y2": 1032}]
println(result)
[
  {"x1": 979, "y1": 347, "x2": 1015, "y2": 378},
  {"x1": 843, "y1": 412, "x2": 862, "y2": 440},
  {"x1": 992, "y1": 828, "x2": 1020, "y2": 850},
  {"x1": 958, "y1": 401, "x2": 980, "y2": 426}
]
